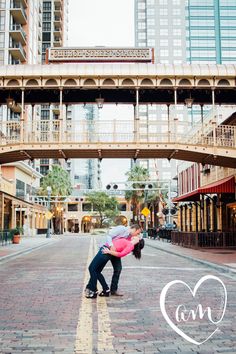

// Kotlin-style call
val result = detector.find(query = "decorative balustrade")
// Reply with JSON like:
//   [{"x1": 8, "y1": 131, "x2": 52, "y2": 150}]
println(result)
[{"x1": 0, "y1": 119, "x2": 235, "y2": 148}]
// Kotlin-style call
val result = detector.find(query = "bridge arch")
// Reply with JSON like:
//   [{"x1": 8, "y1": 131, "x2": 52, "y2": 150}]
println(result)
[
  {"x1": 102, "y1": 78, "x2": 116, "y2": 86},
  {"x1": 45, "y1": 78, "x2": 58, "y2": 86},
  {"x1": 159, "y1": 78, "x2": 173, "y2": 86},
  {"x1": 26, "y1": 79, "x2": 39, "y2": 86},
  {"x1": 122, "y1": 78, "x2": 135, "y2": 86},
  {"x1": 7, "y1": 79, "x2": 20, "y2": 87},
  {"x1": 83, "y1": 78, "x2": 96, "y2": 86},
  {"x1": 178, "y1": 78, "x2": 192, "y2": 86},
  {"x1": 217, "y1": 79, "x2": 230, "y2": 86},
  {"x1": 64, "y1": 78, "x2": 77, "y2": 86},
  {"x1": 140, "y1": 78, "x2": 154, "y2": 86},
  {"x1": 197, "y1": 79, "x2": 211, "y2": 86}
]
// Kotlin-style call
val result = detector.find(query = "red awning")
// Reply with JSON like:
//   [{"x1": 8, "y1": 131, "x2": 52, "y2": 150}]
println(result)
[{"x1": 173, "y1": 176, "x2": 235, "y2": 202}]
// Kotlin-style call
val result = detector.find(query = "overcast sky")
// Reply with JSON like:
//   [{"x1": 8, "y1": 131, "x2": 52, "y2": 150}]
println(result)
[{"x1": 68, "y1": 0, "x2": 134, "y2": 187}]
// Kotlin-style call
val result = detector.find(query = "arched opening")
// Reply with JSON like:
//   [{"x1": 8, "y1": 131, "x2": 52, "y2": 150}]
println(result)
[
  {"x1": 217, "y1": 79, "x2": 230, "y2": 86},
  {"x1": 26, "y1": 79, "x2": 39, "y2": 86},
  {"x1": 102, "y1": 78, "x2": 115, "y2": 85},
  {"x1": 160, "y1": 78, "x2": 173, "y2": 86},
  {"x1": 179, "y1": 78, "x2": 191, "y2": 86},
  {"x1": 197, "y1": 79, "x2": 210, "y2": 86},
  {"x1": 114, "y1": 215, "x2": 128, "y2": 226},
  {"x1": 141, "y1": 78, "x2": 154, "y2": 86},
  {"x1": 84, "y1": 78, "x2": 96, "y2": 86},
  {"x1": 81, "y1": 215, "x2": 92, "y2": 233},
  {"x1": 7, "y1": 79, "x2": 20, "y2": 86},
  {"x1": 45, "y1": 79, "x2": 58, "y2": 86},
  {"x1": 64, "y1": 79, "x2": 77, "y2": 86},
  {"x1": 122, "y1": 78, "x2": 135, "y2": 86}
]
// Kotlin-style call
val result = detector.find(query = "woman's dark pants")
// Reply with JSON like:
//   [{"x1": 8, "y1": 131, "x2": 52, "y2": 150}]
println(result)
[
  {"x1": 86, "y1": 248, "x2": 110, "y2": 292},
  {"x1": 110, "y1": 256, "x2": 122, "y2": 293}
]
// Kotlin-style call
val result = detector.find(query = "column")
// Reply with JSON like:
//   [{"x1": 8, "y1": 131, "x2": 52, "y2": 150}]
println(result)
[
  {"x1": 59, "y1": 88, "x2": 63, "y2": 142},
  {"x1": 134, "y1": 88, "x2": 140, "y2": 142},
  {"x1": 20, "y1": 89, "x2": 25, "y2": 143}
]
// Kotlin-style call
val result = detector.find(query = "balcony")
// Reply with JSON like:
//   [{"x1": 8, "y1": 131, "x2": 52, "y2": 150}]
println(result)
[
  {"x1": 9, "y1": 24, "x2": 27, "y2": 45},
  {"x1": 10, "y1": 2, "x2": 27, "y2": 24},
  {"x1": 54, "y1": 4, "x2": 62, "y2": 13},
  {"x1": 54, "y1": 27, "x2": 62, "y2": 39},
  {"x1": 21, "y1": 0, "x2": 28, "y2": 8},
  {"x1": 9, "y1": 42, "x2": 26, "y2": 62},
  {"x1": 51, "y1": 104, "x2": 60, "y2": 114},
  {"x1": 54, "y1": 14, "x2": 62, "y2": 24},
  {"x1": 53, "y1": 38, "x2": 62, "y2": 47}
]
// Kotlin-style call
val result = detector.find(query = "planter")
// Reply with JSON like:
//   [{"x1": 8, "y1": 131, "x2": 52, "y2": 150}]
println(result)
[{"x1": 12, "y1": 234, "x2": 20, "y2": 244}]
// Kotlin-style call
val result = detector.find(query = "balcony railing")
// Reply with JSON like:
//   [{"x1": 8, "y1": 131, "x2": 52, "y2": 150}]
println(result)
[
  {"x1": 9, "y1": 41, "x2": 26, "y2": 61},
  {"x1": 10, "y1": 1, "x2": 27, "y2": 24},
  {"x1": 9, "y1": 24, "x2": 27, "y2": 44},
  {"x1": 171, "y1": 231, "x2": 236, "y2": 249},
  {"x1": 0, "y1": 120, "x2": 235, "y2": 147}
]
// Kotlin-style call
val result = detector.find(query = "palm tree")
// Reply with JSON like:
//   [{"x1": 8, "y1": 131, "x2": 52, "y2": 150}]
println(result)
[
  {"x1": 40, "y1": 165, "x2": 72, "y2": 234},
  {"x1": 125, "y1": 165, "x2": 149, "y2": 223}
]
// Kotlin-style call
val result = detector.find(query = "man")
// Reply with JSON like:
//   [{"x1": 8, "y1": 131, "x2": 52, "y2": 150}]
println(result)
[{"x1": 105, "y1": 224, "x2": 142, "y2": 296}]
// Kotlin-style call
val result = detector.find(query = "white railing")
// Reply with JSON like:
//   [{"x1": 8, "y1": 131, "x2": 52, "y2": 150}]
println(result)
[{"x1": 0, "y1": 119, "x2": 235, "y2": 148}]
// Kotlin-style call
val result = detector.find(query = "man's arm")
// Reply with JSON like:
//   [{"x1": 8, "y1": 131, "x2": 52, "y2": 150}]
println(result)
[{"x1": 106, "y1": 226, "x2": 127, "y2": 246}]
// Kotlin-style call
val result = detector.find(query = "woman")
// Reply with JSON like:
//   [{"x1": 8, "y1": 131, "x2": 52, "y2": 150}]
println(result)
[{"x1": 85, "y1": 236, "x2": 145, "y2": 298}]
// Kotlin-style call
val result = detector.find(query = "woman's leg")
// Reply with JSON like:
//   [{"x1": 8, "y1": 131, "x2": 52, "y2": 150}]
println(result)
[{"x1": 86, "y1": 249, "x2": 110, "y2": 292}]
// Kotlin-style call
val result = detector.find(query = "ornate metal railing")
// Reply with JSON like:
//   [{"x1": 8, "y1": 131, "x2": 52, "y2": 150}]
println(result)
[
  {"x1": 171, "y1": 231, "x2": 236, "y2": 249},
  {"x1": 0, "y1": 119, "x2": 235, "y2": 147}
]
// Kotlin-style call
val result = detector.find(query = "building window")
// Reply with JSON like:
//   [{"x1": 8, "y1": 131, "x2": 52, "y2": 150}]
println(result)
[
  {"x1": 138, "y1": 32, "x2": 146, "y2": 39},
  {"x1": 147, "y1": 18, "x2": 155, "y2": 26},
  {"x1": 160, "y1": 29, "x2": 168, "y2": 36},
  {"x1": 16, "y1": 179, "x2": 25, "y2": 199},
  {"x1": 160, "y1": 8, "x2": 168, "y2": 15},
  {"x1": 138, "y1": 3, "x2": 146, "y2": 9},
  {"x1": 43, "y1": 2, "x2": 51, "y2": 11},
  {"x1": 159, "y1": 0, "x2": 167, "y2": 4},
  {"x1": 160, "y1": 49, "x2": 169, "y2": 57},
  {"x1": 138, "y1": 22, "x2": 146, "y2": 29},
  {"x1": 173, "y1": 9, "x2": 181, "y2": 15},
  {"x1": 160, "y1": 39, "x2": 168, "y2": 46},
  {"x1": 0, "y1": 1, "x2": 5, "y2": 8},
  {"x1": 174, "y1": 49, "x2": 182, "y2": 56},
  {"x1": 43, "y1": 12, "x2": 51, "y2": 21},
  {"x1": 138, "y1": 12, "x2": 145, "y2": 19},
  {"x1": 160, "y1": 19, "x2": 168, "y2": 25},
  {"x1": 43, "y1": 22, "x2": 51, "y2": 31},
  {"x1": 40, "y1": 166, "x2": 49, "y2": 175},
  {"x1": 0, "y1": 10, "x2": 5, "y2": 31},
  {"x1": 147, "y1": 28, "x2": 155, "y2": 35},
  {"x1": 147, "y1": 39, "x2": 155, "y2": 46},
  {"x1": 147, "y1": 8, "x2": 155, "y2": 16},
  {"x1": 68, "y1": 204, "x2": 78, "y2": 212},
  {"x1": 173, "y1": 19, "x2": 181, "y2": 25}
]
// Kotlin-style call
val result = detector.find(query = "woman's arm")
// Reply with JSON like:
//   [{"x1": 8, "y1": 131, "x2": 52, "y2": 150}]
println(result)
[
  {"x1": 102, "y1": 244, "x2": 134, "y2": 258},
  {"x1": 102, "y1": 248, "x2": 119, "y2": 257}
]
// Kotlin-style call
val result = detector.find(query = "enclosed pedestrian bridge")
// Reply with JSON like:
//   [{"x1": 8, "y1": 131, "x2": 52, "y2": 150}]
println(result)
[{"x1": 0, "y1": 63, "x2": 236, "y2": 167}]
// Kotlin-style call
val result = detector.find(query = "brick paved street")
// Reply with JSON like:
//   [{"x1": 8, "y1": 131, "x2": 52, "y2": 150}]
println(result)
[{"x1": 0, "y1": 235, "x2": 235, "y2": 354}]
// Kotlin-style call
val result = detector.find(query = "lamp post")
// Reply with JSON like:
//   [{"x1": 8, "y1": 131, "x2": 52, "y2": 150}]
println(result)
[
  {"x1": 46, "y1": 186, "x2": 52, "y2": 238},
  {"x1": 142, "y1": 189, "x2": 149, "y2": 238}
]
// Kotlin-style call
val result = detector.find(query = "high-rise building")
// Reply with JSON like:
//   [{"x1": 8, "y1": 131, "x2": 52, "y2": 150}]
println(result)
[
  {"x1": 135, "y1": 0, "x2": 187, "y2": 181},
  {"x1": 186, "y1": 0, "x2": 236, "y2": 64},
  {"x1": 134, "y1": 0, "x2": 236, "y2": 181},
  {"x1": 36, "y1": 0, "x2": 68, "y2": 175}
]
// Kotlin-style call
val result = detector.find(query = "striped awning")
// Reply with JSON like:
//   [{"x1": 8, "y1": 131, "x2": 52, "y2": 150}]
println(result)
[{"x1": 173, "y1": 176, "x2": 235, "y2": 202}]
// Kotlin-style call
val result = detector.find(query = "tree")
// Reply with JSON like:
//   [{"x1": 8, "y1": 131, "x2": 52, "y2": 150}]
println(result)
[
  {"x1": 40, "y1": 165, "x2": 72, "y2": 234},
  {"x1": 125, "y1": 165, "x2": 150, "y2": 222},
  {"x1": 85, "y1": 191, "x2": 119, "y2": 228}
]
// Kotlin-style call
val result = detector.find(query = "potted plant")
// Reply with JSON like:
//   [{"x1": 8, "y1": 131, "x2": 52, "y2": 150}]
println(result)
[{"x1": 11, "y1": 227, "x2": 22, "y2": 244}]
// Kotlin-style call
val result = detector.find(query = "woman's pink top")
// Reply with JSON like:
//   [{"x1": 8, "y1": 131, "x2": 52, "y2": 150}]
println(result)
[{"x1": 112, "y1": 238, "x2": 134, "y2": 258}]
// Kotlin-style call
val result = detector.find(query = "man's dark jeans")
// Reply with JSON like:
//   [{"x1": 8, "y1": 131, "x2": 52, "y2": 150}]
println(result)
[
  {"x1": 110, "y1": 256, "x2": 122, "y2": 292},
  {"x1": 86, "y1": 248, "x2": 110, "y2": 292}
]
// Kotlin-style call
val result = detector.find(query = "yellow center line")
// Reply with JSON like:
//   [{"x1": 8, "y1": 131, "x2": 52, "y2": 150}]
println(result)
[
  {"x1": 95, "y1": 239, "x2": 115, "y2": 353},
  {"x1": 74, "y1": 237, "x2": 94, "y2": 354}
]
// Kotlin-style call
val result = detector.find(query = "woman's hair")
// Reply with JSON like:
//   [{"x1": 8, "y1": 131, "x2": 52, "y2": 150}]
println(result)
[
  {"x1": 133, "y1": 238, "x2": 145, "y2": 259},
  {"x1": 130, "y1": 224, "x2": 142, "y2": 231}
]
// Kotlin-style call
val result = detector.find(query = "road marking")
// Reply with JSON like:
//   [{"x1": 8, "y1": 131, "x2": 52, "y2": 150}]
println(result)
[
  {"x1": 95, "y1": 240, "x2": 115, "y2": 353},
  {"x1": 74, "y1": 237, "x2": 94, "y2": 354}
]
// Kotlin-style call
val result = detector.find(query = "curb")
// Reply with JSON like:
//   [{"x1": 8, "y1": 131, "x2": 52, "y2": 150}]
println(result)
[
  {"x1": 0, "y1": 239, "x2": 58, "y2": 263},
  {"x1": 146, "y1": 240, "x2": 236, "y2": 277}
]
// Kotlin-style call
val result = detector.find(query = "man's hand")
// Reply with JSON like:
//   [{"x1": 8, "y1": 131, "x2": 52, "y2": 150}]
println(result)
[{"x1": 102, "y1": 247, "x2": 111, "y2": 255}]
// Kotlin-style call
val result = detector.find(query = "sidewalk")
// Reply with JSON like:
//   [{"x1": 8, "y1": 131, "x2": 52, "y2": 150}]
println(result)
[
  {"x1": 146, "y1": 238, "x2": 236, "y2": 275},
  {"x1": 0, "y1": 236, "x2": 59, "y2": 262}
]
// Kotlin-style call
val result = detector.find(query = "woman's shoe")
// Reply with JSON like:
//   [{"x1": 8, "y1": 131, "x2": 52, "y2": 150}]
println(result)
[
  {"x1": 85, "y1": 289, "x2": 97, "y2": 298},
  {"x1": 99, "y1": 289, "x2": 110, "y2": 297}
]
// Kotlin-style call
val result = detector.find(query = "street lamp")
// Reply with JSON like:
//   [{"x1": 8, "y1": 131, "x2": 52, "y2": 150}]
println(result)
[
  {"x1": 96, "y1": 94, "x2": 104, "y2": 109},
  {"x1": 46, "y1": 186, "x2": 52, "y2": 238}
]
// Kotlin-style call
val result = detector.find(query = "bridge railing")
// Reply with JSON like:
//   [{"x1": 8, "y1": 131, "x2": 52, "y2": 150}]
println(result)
[{"x1": 0, "y1": 119, "x2": 235, "y2": 147}]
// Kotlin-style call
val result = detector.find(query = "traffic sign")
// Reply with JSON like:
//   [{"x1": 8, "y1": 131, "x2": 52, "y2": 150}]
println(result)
[{"x1": 141, "y1": 207, "x2": 150, "y2": 217}]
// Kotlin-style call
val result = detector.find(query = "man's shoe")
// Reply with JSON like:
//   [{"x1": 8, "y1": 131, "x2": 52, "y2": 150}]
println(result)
[
  {"x1": 99, "y1": 289, "x2": 110, "y2": 297},
  {"x1": 110, "y1": 291, "x2": 124, "y2": 296}
]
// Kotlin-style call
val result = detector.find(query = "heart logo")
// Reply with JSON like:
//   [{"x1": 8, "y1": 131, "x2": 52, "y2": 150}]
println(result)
[{"x1": 160, "y1": 275, "x2": 227, "y2": 345}]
